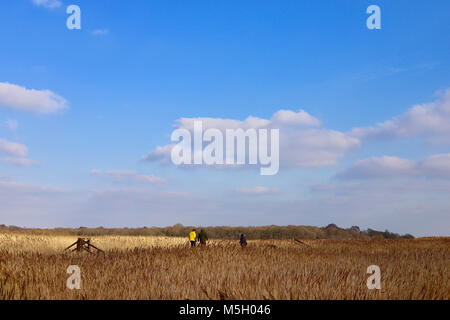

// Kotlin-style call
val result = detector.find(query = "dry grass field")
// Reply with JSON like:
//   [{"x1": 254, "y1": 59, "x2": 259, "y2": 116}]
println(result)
[{"x1": 0, "y1": 233, "x2": 448, "y2": 300}]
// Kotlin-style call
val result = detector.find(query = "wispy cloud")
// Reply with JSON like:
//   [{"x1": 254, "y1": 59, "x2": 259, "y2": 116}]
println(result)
[
  {"x1": 31, "y1": 0, "x2": 62, "y2": 9},
  {"x1": 90, "y1": 169, "x2": 166, "y2": 184},
  {"x1": 1, "y1": 157, "x2": 34, "y2": 167},
  {"x1": 91, "y1": 29, "x2": 109, "y2": 36},
  {"x1": 235, "y1": 186, "x2": 279, "y2": 195},
  {"x1": 0, "y1": 138, "x2": 28, "y2": 157}
]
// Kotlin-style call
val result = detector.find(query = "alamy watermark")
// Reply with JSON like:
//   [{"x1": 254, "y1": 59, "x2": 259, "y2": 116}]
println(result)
[
  {"x1": 66, "y1": 5, "x2": 81, "y2": 30},
  {"x1": 64, "y1": 263, "x2": 381, "y2": 291},
  {"x1": 367, "y1": 5, "x2": 381, "y2": 30},
  {"x1": 366, "y1": 265, "x2": 381, "y2": 290},
  {"x1": 65, "y1": 5, "x2": 380, "y2": 31},
  {"x1": 66, "y1": 265, "x2": 81, "y2": 290},
  {"x1": 170, "y1": 121, "x2": 280, "y2": 175}
]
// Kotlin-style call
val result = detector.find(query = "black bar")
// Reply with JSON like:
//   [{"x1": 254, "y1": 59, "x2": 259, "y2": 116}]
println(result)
[{"x1": 0, "y1": 300, "x2": 447, "y2": 319}]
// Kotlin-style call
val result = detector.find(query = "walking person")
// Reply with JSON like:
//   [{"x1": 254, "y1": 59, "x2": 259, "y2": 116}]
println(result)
[
  {"x1": 240, "y1": 233, "x2": 247, "y2": 247},
  {"x1": 198, "y1": 229, "x2": 208, "y2": 246},
  {"x1": 189, "y1": 229, "x2": 197, "y2": 247}
]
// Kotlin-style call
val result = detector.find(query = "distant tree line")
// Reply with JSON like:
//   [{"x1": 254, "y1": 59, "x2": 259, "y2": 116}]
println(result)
[{"x1": 0, "y1": 223, "x2": 414, "y2": 239}]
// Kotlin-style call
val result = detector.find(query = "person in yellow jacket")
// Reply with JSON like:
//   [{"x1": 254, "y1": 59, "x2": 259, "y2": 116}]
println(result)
[{"x1": 189, "y1": 229, "x2": 197, "y2": 247}]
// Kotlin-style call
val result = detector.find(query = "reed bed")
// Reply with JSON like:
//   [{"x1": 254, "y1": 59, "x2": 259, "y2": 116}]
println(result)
[{"x1": 0, "y1": 234, "x2": 448, "y2": 300}]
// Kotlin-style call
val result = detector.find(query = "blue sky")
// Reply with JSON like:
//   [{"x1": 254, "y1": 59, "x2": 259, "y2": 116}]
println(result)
[{"x1": 0, "y1": 0, "x2": 449, "y2": 236}]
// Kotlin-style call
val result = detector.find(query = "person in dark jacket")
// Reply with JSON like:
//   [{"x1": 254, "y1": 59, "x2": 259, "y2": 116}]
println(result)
[
  {"x1": 198, "y1": 229, "x2": 208, "y2": 246},
  {"x1": 240, "y1": 234, "x2": 247, "y2": 247}
]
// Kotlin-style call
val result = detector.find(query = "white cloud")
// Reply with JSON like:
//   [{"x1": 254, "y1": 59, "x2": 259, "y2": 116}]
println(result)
[
  {"x1": 271, "y1": 109, "x2": 321, "y2": 126},
  {"x1": 280, "y1": 129, "x2": 359, "y2": 167},
  {"x1": 141, "y1": 144, "x2": 175, "y2": 164},
  {"x1": 143, "y1": 109, "x2": 359, "y2": 169},
  {"x1": 91, "y1": 169, "x2": 166, "y2": 184},
  {"x1": 5, "y1": 120, "x2": 18, "y2": 132},
  {"x1": 91, "y1": 29, "x2": 109, "y2": 36},
  {"x1": 0, "y1": 82, "x2": 68, "y2": 114},
  {"x1": 235, "y1": 186, "x2": 279, "y2": 195},
  {"x1": 336, "y1": 154, "x2": 450, "y2": 180},
  {"x1": 1, "y1": 157, "x2": 33, "y2": 167},
  {"x1": 420, "y1": 154, "x2": 450, "y2": 178},
  {"x1": 31, "y1": 0, "x2": 62, "y2": 9},
  {"x1": 174, "y1": 109, "x2": 319, "y2": 132},
  {"x1": 351, "y1": 89, "x2": 450, "y2": 143},
  {"x1": 175, "y1": 116, "x2": 270, "y2": 132},
  {"x1": 0, "y1": 138, "x2": 28, "y2": 157}
]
